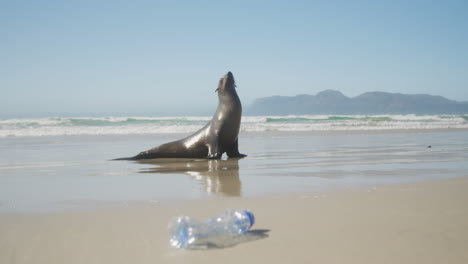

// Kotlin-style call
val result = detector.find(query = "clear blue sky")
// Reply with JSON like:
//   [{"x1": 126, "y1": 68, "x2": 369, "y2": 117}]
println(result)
[{"x1": 1, "y1": 0, "x2": 467, "y2": 117}]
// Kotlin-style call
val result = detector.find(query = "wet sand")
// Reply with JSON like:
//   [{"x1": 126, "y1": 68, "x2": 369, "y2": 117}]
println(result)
[
  {"x1": 1, "y1": 130, "x2": 468, "y2": 212},
  {"x1": 1, "y1": 177, "x2": 468, "y2": 264},
  {"x1": 1, "y1": 130, "x2": 468, "y2": 263}
]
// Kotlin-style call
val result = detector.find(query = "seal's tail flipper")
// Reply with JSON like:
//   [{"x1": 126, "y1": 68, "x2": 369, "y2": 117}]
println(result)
[
  {"x1": 112, "y1": 150, "x2": 155, "y2": 161},
  {"x1": 111, "y1": 156, "x2": 138, "y2": 161}
]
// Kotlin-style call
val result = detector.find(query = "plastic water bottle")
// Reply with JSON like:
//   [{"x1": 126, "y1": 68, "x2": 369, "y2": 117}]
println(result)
[{"x1": 168, "y1": 209, "x2": 255, "y2": 249}]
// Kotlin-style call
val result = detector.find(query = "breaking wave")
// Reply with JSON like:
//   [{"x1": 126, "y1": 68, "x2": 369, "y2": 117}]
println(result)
[{"x1": 1, "y1": 115, "x2": 467, "y2": 137}]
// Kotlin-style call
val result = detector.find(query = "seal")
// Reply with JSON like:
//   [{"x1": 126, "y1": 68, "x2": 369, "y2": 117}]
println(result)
[{"x1": 115, "y1": 72, "x2": 246, "y2": 160}]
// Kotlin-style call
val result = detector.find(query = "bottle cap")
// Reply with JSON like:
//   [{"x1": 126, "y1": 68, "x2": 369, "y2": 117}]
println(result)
[
  {"x1": 243, "y1": 210, "x2": 255, "y2": 229},
  {"x1": 179, "y1": 225, "x2": 189, "y2": 248}
]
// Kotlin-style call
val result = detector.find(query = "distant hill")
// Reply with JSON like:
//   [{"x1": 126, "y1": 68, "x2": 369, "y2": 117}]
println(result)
[{"x1": 246, "y1": 90, "x2": 468, "y2": 115}]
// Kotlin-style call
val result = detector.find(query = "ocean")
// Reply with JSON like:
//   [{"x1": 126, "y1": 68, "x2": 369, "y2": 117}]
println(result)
[
  {"x1": 1, "y1": 114, "x2": 468, "y2": 137},
  {"x1": 1, "y1": 114, "x2": 468, "y2": 212}
]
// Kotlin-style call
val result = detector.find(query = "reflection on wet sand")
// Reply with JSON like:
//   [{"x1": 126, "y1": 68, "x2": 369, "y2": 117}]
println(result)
[{"x1": 137, "y1": 159, "x2": 242, "y2": 196}]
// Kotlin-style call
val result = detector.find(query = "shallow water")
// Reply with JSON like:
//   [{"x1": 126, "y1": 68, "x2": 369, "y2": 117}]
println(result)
[{"x1": 0, "y1": 130, "x2": 467, "y2": 212}]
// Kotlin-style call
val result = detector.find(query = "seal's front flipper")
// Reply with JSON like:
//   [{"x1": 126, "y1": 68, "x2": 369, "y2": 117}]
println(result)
[
  {"x1": 206, "y1": 139, "x2": 223, "y2": 159},
  {"x1": 227, "y1": 139, "x2": 247, "y2": 158}
]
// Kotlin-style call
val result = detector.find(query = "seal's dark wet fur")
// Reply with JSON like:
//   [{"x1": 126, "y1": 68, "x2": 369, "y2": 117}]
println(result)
[{"x1": 115, "y1": 72, "x2": 246, "y2": 160}]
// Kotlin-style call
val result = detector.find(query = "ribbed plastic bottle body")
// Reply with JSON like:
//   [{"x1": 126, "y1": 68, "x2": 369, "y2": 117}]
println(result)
[{"x1": 169, "y1": 209, "x2": 254, "y2": 249}]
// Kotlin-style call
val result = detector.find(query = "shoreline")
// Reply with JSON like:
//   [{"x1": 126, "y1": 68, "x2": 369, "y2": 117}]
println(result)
[
  {"x1": 2, "y1": 127, "x2": 468, "y2": 139},
  {"x1": 2, "y1": 176, "x2": 468, "y2": 263}
]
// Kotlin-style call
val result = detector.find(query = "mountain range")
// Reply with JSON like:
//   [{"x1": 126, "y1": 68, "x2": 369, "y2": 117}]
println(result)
[{"x1": 246, "y1": 90, "x2": 468, "y2": 115}]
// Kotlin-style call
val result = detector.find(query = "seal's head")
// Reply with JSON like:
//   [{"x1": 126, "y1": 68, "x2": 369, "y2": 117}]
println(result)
[{"x1": 216, "y1": 71, "x2": 236, "y2": 94}]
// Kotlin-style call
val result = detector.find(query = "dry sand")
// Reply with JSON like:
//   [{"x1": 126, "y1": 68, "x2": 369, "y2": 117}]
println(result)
[{"x1": 1, "y1": 177, "x2": 468, "y2": 264}]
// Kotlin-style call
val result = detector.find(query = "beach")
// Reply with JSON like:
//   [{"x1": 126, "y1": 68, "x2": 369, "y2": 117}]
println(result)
[
  {"x1": 1, "y1": 119, "x2": 468, "y2": 263},
  {"x1": 1, "y1": 178, "x2": 468, "y2": 264}
]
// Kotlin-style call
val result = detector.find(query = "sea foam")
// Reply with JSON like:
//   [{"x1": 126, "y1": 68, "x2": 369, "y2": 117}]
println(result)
[{"x1": 0, "y1": 115, "x2": 467, "y2": 137}]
